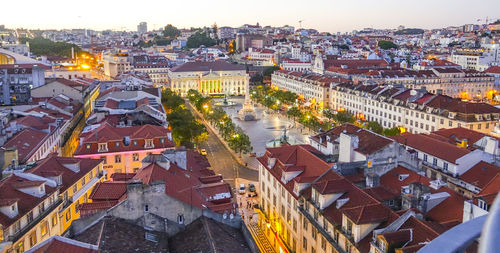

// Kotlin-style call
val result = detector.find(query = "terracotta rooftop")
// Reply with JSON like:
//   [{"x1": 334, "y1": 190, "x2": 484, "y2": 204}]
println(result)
[{"x1": 392, "y1": 133, "x2": 471, "y2": 163}]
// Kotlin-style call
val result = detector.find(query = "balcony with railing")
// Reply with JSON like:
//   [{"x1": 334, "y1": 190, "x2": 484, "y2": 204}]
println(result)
[
  {"x1": 298, "y1": 205, "x2": 347, "y2": 253},
  {"x1": 8, "y1": 198, "x2": 63, "y2": 243}
]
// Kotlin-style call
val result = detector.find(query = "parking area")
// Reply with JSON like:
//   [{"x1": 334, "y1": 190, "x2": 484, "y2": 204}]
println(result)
[{"x1": 235, "y1": 178, "x2": 259, "y2": 224}]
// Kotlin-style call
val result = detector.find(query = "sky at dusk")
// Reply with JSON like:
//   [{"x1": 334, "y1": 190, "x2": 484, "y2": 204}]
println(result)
[{"x1": 3, "y1": 0, "x2": 500, "y2": 32}]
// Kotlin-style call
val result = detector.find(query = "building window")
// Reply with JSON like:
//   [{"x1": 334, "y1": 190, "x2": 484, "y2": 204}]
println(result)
[
  {"x1": 346, "y1": 219, "x2": 353, "y2": 235},
  {"x1": 303, "y1": 216, "x2": 308, "y2": 231},
  {"x1": 321, "y1": 237, "x2": 326, "y2": 250},
  {"x1": 39, "y1": 202, "x2": 45, "y2": 214},
  {"x1": 145, "y1": 139, "x2": 154, "y2": 148},
  {"x1": 15, "y1": 242, "x2": 24, "y2": 253},
  {"x1": 41, "y1": 221, "x2": 48, "y2": 237},
  {"x1": 293, "y1": 218, "x2": 297, "y2": 232},
  {"x1": 443, "y1": 162, "x2": 449, "y2": 171},
  {"x1": 145, "y1": 205, "x2": 149, "y2": 212},
  {"x1": 27, "y1": 211, "x2": 34, "y2": 223},
  {"x1": 81, "y1": 177, "x2": 86, "y2": 186},
  {"x1": 133, "y1": 153, "x2": 140, "y2": 161},
  {"x1": 433, "y1": 158, "x2": 438, "y2": 166},
  {"x1": 115, "y1": 155, "x2": 122, "y2": 163},
  {"x1": 303, "y1": 236, "x2": 308, "y2": 250},
  {"x1": 29, "y1": 232, "x2": 37, "y2": 247},
  {"x1": 423, "y1": 154, "x2": 428, "y2": 162},
  {"x1": 14, "y1": 220, "x2": 21, "y2": 233},
  {"x1": 98, "y1": 143, "x2": 108, "y2": 152},
  {"x1": 100, "y1": 156, "x2": 107, "y2": 164},
  {"x1": 178, "y1": 214, "x2": 184, "y2": 224},
  {"x1": 73, "y1": 184, "x2": 78, "y2": 194},
  {"x1": 312, "y1": 227, "x2": 317, "y2": 240},
  {"x1": 66, "y1": 210, "x2": 71, "y2": 221},
  {"x1": 75, "y1": 200, "x2": 80, "y2": 213}
]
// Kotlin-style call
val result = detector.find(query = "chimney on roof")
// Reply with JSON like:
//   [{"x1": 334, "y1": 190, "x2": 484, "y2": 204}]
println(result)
[{"x1": 339, "y1": 132, "x2": 358, "y2": 163}]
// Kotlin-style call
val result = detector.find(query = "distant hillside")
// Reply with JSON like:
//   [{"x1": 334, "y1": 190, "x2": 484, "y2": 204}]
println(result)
[{"x1": 394, "y1": 28, "x2": 425, "y2": 35}]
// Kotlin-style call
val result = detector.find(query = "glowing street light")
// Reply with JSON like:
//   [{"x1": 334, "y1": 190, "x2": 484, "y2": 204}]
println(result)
[
  {"x1": 233, "y1": 134, "x2": 239, "y2": 138},
  {"x1": 203, "y1": 104, "x2": 209, "y2": 111}
]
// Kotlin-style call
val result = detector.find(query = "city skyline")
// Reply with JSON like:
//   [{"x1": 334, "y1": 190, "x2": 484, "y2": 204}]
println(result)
[{"x1": 3, "y1": 0, "x2": 500, "y2": 32}]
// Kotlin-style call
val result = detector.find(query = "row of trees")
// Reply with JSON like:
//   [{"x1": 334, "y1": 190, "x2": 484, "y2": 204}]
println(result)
[
  {"x1": 187, "y1": 90, "x2": 252, "y2": 156},
  {"x1": 161, "y1": 90, "x2": 208, "y2": 148},
  {"x1": 250, "y1": 85, "x2": 403, "y2": 136},
  {"x1": 19, "y1": 37, "x2": 85, "y2": 57}
]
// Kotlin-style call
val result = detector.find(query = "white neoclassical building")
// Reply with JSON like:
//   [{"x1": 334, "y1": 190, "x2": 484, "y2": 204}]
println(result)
[{"x1": 167, "y1": 60, "x2": 249, "y2": 96}]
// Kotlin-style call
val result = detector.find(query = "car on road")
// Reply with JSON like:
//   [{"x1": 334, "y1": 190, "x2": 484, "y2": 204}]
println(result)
[
  {"x1": 239, "y1": 184, "x2": 246, "y2": 194},
  {"x1": 200, "y1": 149, "x2": 207, "y2": 156},
  {"x1": 248, "y1": 184, "x2": 256, "y2": 192}
]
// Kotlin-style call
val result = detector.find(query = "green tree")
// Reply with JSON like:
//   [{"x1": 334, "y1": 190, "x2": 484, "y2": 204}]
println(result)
[
  {"x1": 186, "y1": 31, "x2": 216, "y2": 48},
  {"x1": 323, "y1": 109, "x2": 336, "y2": 123},
  {"x1": 167, "y1": 109, "x2": 207, "y2": 147},
  {"x1": 383, "y1": 127, "x2": 402, "y2": 137},
  {"x1": 228, "y1": 129, "x2": 252, "y2": 157},
  {"x1": 378, "y1": 40, "x2": 398, "y2": 50},
  {"x1": 263, "y1": 66, "x2": 281, "y2": 77},
  {"x1": 161, "y1": 89, "x2": 185, "y2": 111},
  {"x1": 287, "y1": 107, "x2": 302, "y2": 123},
  {"x1": 163, "y1": 24, "x2": 181, "y2": 38},
  {"x1": 366, "y1": 121, "x2": 383, "y2": 134},
  {"x1": 20, "y1": 37, "x2": 84, "y2": 57},
  {"x1": 334, "y1": 111, "x2": 355, "y2": 124}
]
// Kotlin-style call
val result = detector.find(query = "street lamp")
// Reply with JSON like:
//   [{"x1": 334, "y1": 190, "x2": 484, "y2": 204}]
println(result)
[{"x1": 203, "y1": 104, "x2": 209, "y2": 111}]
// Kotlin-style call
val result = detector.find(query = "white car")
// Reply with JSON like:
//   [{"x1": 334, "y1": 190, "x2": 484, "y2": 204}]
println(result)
[{"x1": 238, "y1": 184, "x2": 246, "y2": 194}]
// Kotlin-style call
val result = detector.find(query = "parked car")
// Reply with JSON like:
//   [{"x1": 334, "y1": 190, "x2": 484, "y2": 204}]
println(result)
[
  {"x1": 200, "y1": 149, "x2": 207, "y2": 156},
  {"x1": 248, "y1": 184, "x2": 256, "y2": 192},
  {"x1": 239, "y1": 184, "x2": 246, "y2": 194}
]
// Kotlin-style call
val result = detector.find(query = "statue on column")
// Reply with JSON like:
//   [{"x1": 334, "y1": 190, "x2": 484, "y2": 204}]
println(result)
[{"x1": 238, "y1": 79, "x2": 257, "y2": 121}]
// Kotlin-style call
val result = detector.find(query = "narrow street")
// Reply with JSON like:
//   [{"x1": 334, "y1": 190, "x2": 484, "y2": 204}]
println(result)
[{"x1": 187, "y1": 101, "x2": 258, "y2": 187}]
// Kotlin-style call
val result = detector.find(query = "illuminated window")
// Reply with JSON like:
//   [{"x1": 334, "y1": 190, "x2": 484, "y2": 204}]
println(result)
[
  {"x1": 52, "y1": 214, "x2": 58, "y2": 227},
  {"x1": 29, "y1": 232, "x2": 37, "y2": 247},
  {"x1": 41, "y1": 221, "x2": 48, "y2": 237},
  {"x1": 132, "y1": 153, "x2": 140, "y2": 161}
]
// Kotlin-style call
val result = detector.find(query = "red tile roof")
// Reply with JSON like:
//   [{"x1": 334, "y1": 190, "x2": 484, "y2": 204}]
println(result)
[
  {"x1": 392, "y1": 133, "x2": 471, "y2": 163},
  {"x1": 88, "y1": 182, "x2": 127, "y2": 201},
  {"x1": 0, "y1": 175, "x2": 58, "y2": 228},
  {"x1": 26, "y1": 154, "x2": 102, "y2": 193},
  {"x1": 311, "y1": 123, "x2": 393, "y2": 155},
  {"x1": 75, "y1": 123, "x2": 174, "y2": 155},
  {"x1": 430, "y1": 127, "x2": 500, "y2": 148},
  {"x1": 2, "y1": 128, "x2": 49, "y2": 163},
  {"x1": 459, "y1": 161, "x2": 500, "y2": 190},
  {"x1": 28, "y1": 236, "x2": 98, "y2": 253},
  {"x1": 343, "y1": 203, "x2": 390, "y2": 224},
  {"x1": 485, "y1": 65, "x2": 500, "y2": 74},
  {"x1": 257, "y1": 145, "x2": 332, "y2": 199},
  {"x1": 131, "y1": 152, "x2": 234, "y2": 213}
]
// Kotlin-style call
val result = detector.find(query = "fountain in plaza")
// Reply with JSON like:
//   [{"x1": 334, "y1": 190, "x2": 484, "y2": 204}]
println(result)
[
  {"x1": 266, "y1": 125, "x2": 302, "y2": 148},
  {"x1": 237, "y1": 83, "x2": 257, "y2": 121},
  {"x1": 214, "y1": 94, "x2": 237, "y2": 107}
]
